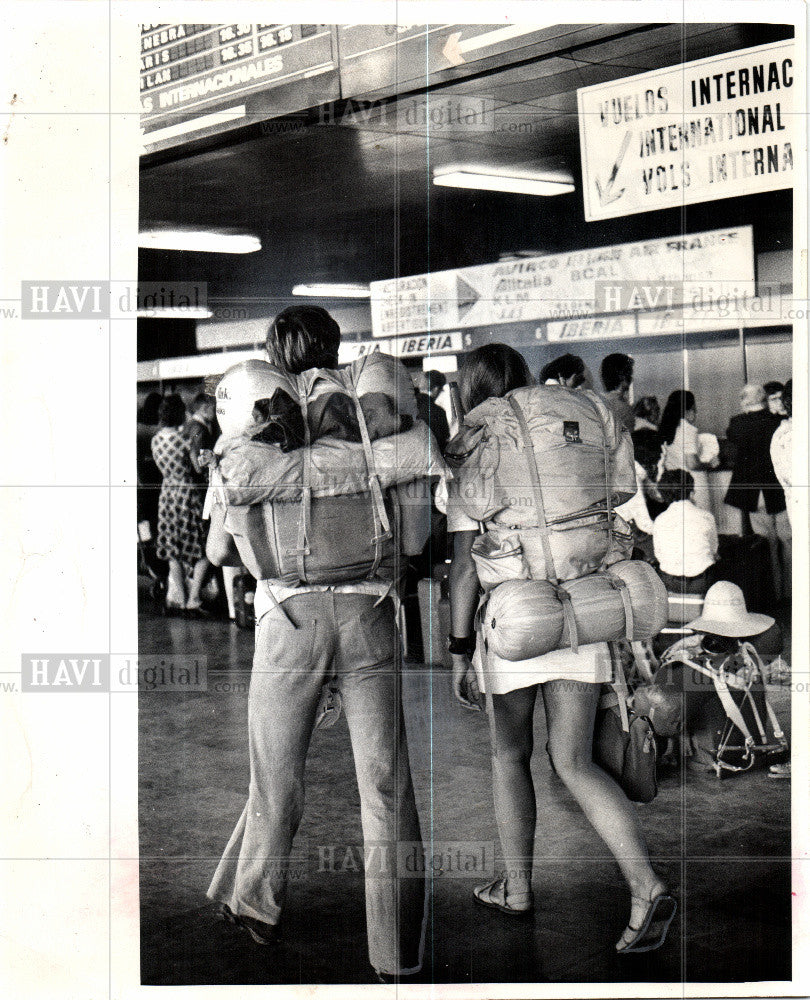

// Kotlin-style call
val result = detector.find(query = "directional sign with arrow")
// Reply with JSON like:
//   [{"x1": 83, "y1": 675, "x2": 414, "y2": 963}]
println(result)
[
  {"x1": 442, "y1": 24, "x2": 554, "y2": 67},
  {"x1": 594, "y1": 130, "x2": 631, "y2": 208},
  {"x1": 456, "y1": 274, "x2": 480, "y2": 320}
]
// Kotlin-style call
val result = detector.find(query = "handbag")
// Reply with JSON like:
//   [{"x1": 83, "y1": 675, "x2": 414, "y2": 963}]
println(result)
[{"x1": 592, "y1": 643, "x2": 658, "y2": 803}]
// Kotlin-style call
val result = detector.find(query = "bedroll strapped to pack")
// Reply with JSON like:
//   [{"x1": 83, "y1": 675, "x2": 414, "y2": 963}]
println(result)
[
  {"x1": 212, "y1": 355, "x2": 440, "y2": 587},
  {"x1": 481, "y1": 560, "x2": 668, "y2": 661}
]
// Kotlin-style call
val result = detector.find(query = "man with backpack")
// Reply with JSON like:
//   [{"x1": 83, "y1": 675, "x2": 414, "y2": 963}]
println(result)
[{"x1": 205, "y1": 306, "x2": 428, "y2": 983}]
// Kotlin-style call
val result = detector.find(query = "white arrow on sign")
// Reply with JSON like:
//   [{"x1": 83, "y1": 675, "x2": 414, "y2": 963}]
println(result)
[{"x1": 443, "y1": 24, "x2": 552, "y2": 66}]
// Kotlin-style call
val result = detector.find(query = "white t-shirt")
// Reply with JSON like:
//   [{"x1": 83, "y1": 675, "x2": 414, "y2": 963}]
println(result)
[
  {"x1": 770, "y1": 418, "x2": 792, "y2": 526},
  {"x1": 653, "y1": 500, "x2": 718, "y2": 577},
  {"x1": 615, "y1": 461, "x2": 654, "y2": 535}
]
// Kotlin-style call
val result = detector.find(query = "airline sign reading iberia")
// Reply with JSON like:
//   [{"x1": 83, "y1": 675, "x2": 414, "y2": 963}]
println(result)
[{"x1": 577, "y1": 40, "x2": 795, "y2": 220}]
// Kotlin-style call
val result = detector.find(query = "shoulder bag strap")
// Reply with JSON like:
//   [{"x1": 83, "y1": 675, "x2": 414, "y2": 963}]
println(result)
[{"x1": 608, "y1": 641, "x2": 631, "y2": 733}]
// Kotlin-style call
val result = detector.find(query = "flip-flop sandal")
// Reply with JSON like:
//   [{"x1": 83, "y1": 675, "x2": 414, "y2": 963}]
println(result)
[
  {"x1": 616, "y1": 893, "x2": 677, "y2": 954},
  {"x1": 473, "y1": 878, "x2": 534, "y2": 918}
]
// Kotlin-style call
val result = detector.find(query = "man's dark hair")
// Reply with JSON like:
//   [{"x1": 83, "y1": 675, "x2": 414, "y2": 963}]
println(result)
[
  {"x1": 764, "y1": 380, "x2": 784, "y2": 397},
  {"x1": 266, "y1": 305, "x2": 341, "y2": 374},
  {"x1": 601, "y1": 352, "x2": 634, "y2": 392},
  {"x1": 192, "y1": 391, "x2": 211, "y2": 410},
  {"x1": 158, "y1": 394, "x2": 186, "y2": 429},
  {"x1": 539, "y1": 353, "x2": 585, "y2": 384},
  {"x1": 631, "y1": 427, "x2": 663, "y2": 481},
  {"x1": 658, "y1": 468, "x2": 695, "y2": 507},
  {"x1": 424, "y1": 369, "x2": 447, "y2": 395},
  {"x1": 783, "y1": 379, "x2": 792, "y2": 417},
  {"x1": 633, "y1": 395, "x2": 660, "y2": 425}
]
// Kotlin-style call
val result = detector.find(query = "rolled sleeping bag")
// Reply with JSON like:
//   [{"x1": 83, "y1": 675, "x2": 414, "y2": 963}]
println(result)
[
  {"x1": 483, "y1": 560, "x2": 668, "y2": 661},
  {"x1": 217, "y1": 419, "x2": 446, "y2": 506},
  {"x1": 345, "y1": 352, "x2": 419, "y2": 420},
  {"x1": 214, "y1": 359, "x2": 298, "y2": 439}
]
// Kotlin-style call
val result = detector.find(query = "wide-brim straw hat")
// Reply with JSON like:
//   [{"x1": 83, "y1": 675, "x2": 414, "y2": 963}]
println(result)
[{"x1": 689, "y1": 581, "x2": 774, "y2": 638}]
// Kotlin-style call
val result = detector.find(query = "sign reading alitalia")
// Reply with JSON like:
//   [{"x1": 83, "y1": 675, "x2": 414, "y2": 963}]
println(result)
[{"x1": 577, "y1": 40, "x2": 795, "y2": 220}]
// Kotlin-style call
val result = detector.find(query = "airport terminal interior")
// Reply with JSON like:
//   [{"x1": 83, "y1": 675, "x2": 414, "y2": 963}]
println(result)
[{"x1": 137, "y1": 21, "x2": 796, "y2": 985}]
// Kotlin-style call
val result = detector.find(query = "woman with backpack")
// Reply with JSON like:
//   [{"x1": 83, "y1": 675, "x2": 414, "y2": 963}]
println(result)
[{"x1": 446, "y1": 343, "x2": 675, "y2": 954}]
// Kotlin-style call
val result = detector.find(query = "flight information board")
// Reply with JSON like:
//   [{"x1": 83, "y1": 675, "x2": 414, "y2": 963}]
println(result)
[{"x1": 140, "y1": 23, "x2": 335, "y2": 126}]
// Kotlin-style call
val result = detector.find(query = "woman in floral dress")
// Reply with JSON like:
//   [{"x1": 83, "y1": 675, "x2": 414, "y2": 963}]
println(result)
[{"x1": 151, "y1": 394, "x2": 210, "y2": 612}]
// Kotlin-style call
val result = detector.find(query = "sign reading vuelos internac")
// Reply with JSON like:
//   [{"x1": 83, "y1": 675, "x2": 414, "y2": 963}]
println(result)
[
  {"x1": 370, "y1": 227, "x2": 754, "y2": 337},
  {"x1": 578, "y1": 40, "x2": 794, "y2": 221}
]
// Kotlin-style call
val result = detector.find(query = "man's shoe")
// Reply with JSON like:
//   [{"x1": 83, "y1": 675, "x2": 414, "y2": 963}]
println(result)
[{"x1": 219, "y1": 903, "x2": 281, "y2": 946}]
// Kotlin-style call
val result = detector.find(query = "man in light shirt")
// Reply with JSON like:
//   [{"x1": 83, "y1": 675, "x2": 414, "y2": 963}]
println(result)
[
  {"x1": 653, "y1": 470, "x2": 719, "y2": 593},
  {"x1": 770, "y1": 378, "x2": 792, "y2": 527}
]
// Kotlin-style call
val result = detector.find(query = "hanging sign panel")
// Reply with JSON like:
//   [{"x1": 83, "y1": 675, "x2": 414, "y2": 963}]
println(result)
[
  {"x1": 370, "y1": 226, "x2": 754, "y2": 337},
  {"x1": 578, "y1": 40, "x2": 795, "y2": 221},
  {"x1": 140, "y1": 24, "x2": 336, "y2": 133}
]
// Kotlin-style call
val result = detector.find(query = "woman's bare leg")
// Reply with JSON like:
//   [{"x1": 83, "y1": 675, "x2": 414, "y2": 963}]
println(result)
[
  {"x1": 186, "y1": 556, "x2": 211, "y2": 608},
  {"x1": 541, "y1": 679, "x2": 666, "y2": 930},
  {"x1": 489, "y1": 685, "x2": 539, "y2": 897},
  {"x1": 166, "y1": 558, "x2": 186, "y2": 607}
]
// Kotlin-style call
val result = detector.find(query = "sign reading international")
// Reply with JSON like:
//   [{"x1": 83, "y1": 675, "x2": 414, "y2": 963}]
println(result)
[
  {"x1": 370, "y1": 227, "x2": 754, "y2": 337},
  {"x1": 578, "y1": 40, "x2": 795, "y2": 220}
]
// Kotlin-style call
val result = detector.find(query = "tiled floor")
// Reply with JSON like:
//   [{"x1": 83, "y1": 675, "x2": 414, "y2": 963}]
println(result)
[{"x1": 138, "y1": 610, "x2": 792, "y2": 986}]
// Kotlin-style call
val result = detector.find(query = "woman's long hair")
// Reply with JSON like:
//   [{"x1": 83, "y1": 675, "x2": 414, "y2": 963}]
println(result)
[
  {"x1": 458, "y1": 343, "x2": 533, "y2": 412},
  {"x1": 659, "y1": 390, "x2": 695, "y2": 445}
]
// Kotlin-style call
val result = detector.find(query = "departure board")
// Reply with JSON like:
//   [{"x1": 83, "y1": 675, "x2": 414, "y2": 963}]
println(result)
[{"x1": 140, "y1": 23, "x2": 336, "y2": 128}]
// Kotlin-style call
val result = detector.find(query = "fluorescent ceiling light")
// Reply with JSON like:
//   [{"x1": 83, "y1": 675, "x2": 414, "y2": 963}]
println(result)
[
  {"x1": 138, "y1": 230, "x2": 261, "y2": 254},
  {"x1": 136, "y1": 307, "x2": 214, "y2": 319},
  {"x1": 292, "y1": 283, "x2": 371, "y2": 299},
  {"x1": 433, "y1": 168, "x2": 574, "y2": 196}
]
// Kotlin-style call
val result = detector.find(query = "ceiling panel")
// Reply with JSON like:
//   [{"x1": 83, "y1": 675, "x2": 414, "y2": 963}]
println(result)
[{"x1": 139, "y1": 21, "x2": 795, "y2": 305}]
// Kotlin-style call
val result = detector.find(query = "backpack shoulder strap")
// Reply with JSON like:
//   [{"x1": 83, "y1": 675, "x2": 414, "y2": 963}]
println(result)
[
  {"x1": 508, "y1": 396, "x2": 557, "y2": 584},
  {"x1": 347, "y1": 386, "x2": 392, "y2": 578}
]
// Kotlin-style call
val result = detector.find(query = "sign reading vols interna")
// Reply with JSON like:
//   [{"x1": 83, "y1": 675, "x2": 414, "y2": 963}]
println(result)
[{"x1": 578, "y1": 40, "x2": 795, "y2": 220}]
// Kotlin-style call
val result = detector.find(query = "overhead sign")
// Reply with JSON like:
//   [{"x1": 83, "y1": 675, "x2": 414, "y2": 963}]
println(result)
[
  {"x1": 140, "y1": 23, "x2": 336, "y2": 128},
  {"x1": 370, "y1": 227, "x2": 754, "y2": 337},
  {"x1": 547, "y1": 316, "x2": 636, "y2": 342},
  {"x1": 578, "y1": 40, "x2": 795, "y2": 220},
  {"x1": 340, "y1": 331, "x2": 464, "y2": 362},
  {"x1": 337, "y1": 23, "x2": 557, "y2": 98}
]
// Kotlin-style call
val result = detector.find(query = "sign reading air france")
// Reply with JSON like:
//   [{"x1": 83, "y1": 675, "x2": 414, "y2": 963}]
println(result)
[
  {"x1": 370, "y1": 226, "x2": 754, "y2": 337},
  {"x1": 578, "y1": 40, "x2": 795, "y2": 221}
]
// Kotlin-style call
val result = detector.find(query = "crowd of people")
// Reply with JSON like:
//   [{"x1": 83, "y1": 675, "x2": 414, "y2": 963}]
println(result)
[{"x1": 137, "y1": 316, "x2": 792, "y2": 982}]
